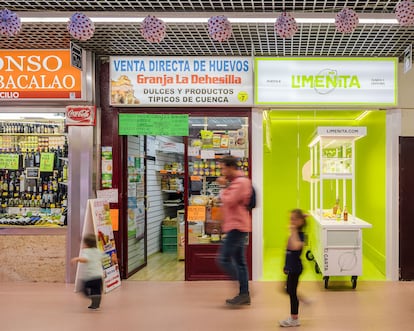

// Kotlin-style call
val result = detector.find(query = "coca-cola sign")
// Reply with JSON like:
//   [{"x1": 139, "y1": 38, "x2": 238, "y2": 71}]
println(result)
[{"x1": 65, "y1": 105, "x2": 96, "y2": 126}]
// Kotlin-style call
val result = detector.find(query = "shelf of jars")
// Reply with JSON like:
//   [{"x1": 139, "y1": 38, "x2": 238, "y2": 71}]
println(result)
[{"x1": 160, "y1": 162, "x2": 184, "y2": 209}]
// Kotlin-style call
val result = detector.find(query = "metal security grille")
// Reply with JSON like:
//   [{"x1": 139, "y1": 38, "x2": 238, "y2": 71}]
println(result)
[{"x1": 0, "y1": 1, "x2": 413, "y2": 58}]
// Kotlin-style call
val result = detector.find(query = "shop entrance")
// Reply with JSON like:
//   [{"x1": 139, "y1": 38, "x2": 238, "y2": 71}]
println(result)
[
  {"x1": 124, "y1": 135, "x2": 185, "y2": 281},
  {"x1": 399, "y1": 137, "x2": 414, "y2": 280}
]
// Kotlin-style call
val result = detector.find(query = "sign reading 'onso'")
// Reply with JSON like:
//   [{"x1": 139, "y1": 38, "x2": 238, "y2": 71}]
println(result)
[{"x1": 0, "y1": 50, "x2": 82, "y2": 100}]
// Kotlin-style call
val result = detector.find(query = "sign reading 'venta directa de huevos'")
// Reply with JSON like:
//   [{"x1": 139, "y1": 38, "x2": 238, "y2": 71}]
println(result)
[
  {"x1": 255, "y1": 57, "x2": 398, "y2": 106},
  {"x1": 109, "y1": 57, "x2": 253, "y2": 106},
  {"x1": 0, "y1": 50, "x2": 82, "y2": 100}
]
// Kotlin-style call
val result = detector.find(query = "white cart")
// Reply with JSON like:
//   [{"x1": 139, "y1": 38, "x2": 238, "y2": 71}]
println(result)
[{"x1": 307, "y1": 127, "x2": 372, "y2": 289}]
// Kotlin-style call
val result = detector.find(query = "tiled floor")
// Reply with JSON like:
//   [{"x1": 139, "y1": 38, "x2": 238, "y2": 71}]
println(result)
[
  {"x1": 128, "y1": 252, "x2": 184, "y2": 281},
  {"x1": 1, "y1": 280, "x2": 413, "y2": 331}
]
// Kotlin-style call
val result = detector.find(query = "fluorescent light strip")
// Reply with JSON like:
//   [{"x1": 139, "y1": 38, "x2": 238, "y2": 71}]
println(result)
[
  {"x1": 0, "y1": 113, "x2": 65, "y2": 120},
  {"x1": 355, "y1": 110, "x2": 370, "y2": 121},
  {"x1": 20, "y1": 17, "x2": 399, "y2": 25}
]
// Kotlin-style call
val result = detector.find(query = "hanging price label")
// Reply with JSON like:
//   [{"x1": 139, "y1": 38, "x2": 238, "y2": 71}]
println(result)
[
  {"x1": 39, "y1": 153, "x2": 55, "y2": 172},
  {"x1": 0, "y1": 154, "x2": 19, "y2": 170}
]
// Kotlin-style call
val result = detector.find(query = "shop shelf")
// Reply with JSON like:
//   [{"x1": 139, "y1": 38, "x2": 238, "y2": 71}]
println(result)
[
  {"x1": 162, "y1": 190, "x2": 182, "y2": 193},
  {"x1": 158, "y1": 170, "x2": 184, "y2": 175},
  {"x1": 320, "y1": 174, "x2": 353, "y2": 180},
  {"x1": 156, "y1": 149, "x2": 184, "y2": 155},
  {"x1": 163, "y1": 203, "x2": 184, "y2": 207}
]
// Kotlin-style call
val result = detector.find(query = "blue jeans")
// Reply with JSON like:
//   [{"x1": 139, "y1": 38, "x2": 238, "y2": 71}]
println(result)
[{"x1": 217, "y1": 230, "x2": 249, "y2": 295}]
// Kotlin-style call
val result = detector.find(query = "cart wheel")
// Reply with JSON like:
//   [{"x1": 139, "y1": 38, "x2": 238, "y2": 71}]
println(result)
[
  {"x1": 324, "y1": 276, "x2": 329, "y2": 289},
  {"x1": 351, "y1": 276, "x2": 357, "y2": 289},
  {"x1": 315, "y1": 263, "x2": 321, "y2": 274},
  {"x1": 305, "y1": 250, "x2": 314, "y2": 261}
]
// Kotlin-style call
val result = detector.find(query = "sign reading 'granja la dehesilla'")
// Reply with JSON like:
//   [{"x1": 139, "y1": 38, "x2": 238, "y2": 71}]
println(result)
[{"x1": 109, "y1": 57, "x2": 253, "y2": 107}]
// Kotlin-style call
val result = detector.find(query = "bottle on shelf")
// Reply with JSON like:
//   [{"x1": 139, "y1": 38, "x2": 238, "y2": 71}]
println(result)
[
  {"x1": 34, "y1": 148, "x2": 41, "y2": 167},
  {"x1": 63, "y1": 138, "x2": 68, "y2": 158},
  {"x1": 37, "y1": 185, "x2": 43, "y2": 202},
  {"x1": 19, "y1": 172, "x2": 25, "y2": 194},
  {"x1": 343, "y1": 206, "x2": 348, "y2": 221},
  {"x1": 26, "y1": 186, "x2": 32, "y2": 201},
  {"x1": 336, "y1": 206, "x2": 342, "y2": 221},
  {"x1": 333, "y1": 198, "x2": 340, "y2": 215},
  {"x1": 8, "y1": 175, "x2": 14, "y2": 199},
  {"x1": 63, "y1": 162, "x2": 68, "y2": 181}
]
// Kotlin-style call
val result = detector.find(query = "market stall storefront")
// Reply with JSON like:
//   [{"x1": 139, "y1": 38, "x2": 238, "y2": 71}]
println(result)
[
  {"x1": 99, "y1": 56, "x2": 257, "y2": 280},
  {"x1": 0, "y1": 49, "x2": 95, "y2": 283},
  {"x1": 256, "y1": 57, "x2": 398, "y2": 284}
]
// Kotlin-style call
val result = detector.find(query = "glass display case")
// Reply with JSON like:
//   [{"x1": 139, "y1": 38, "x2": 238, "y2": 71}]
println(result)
[
  {"x1": 309, "y1": 126, "x2": 367, "y2": 218},
  {"x1": 187, "y1": 116, "x2": 249, "y2": 245}
]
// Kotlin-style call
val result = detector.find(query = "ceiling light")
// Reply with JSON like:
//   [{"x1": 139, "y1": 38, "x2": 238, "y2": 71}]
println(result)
[
  {"x1": 18, "y1": 12, "x2": 400, "y2": 25},
  {"x1": 0, "y1": 113, "x2": 65, "y2": 120}
]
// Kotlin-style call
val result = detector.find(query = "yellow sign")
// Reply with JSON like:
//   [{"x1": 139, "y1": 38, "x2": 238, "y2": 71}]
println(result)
[
  {"x1": 0, "y1": 154, "x2": 19, "y2": 170},
  {"x1": 39, "y1": 153, "x2": 55, "y2": 172},
  {"x1": 187, "y1": 205, "x2": 206, "y2": 222},
  {"x1": 0, "y1": 49, "x2": 82, "y2": 100}
]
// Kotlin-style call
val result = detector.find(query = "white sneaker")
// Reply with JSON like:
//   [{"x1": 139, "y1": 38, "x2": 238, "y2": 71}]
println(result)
[{"x1": 279, "y1": 317, "x2": 300, "y2": 327}]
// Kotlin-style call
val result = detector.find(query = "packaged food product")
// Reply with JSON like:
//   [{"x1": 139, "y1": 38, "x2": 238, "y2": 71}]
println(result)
[
  {"x1": 200, "y1": 130, "x2": 213, "y2": 149},
  {"x1": 220, "y1": 134, "x2": 229, "y2": 148},
  {"x1": 236, "y1": 128, "x2": 247, "y2": 148},
  {"x1": 191, "y1": 139, "x2": 202, "y2": 147},
  {"x1": 213, "y1": 134, "x2": 222, "y2": 148},
  {"x1": 228, "y1": 131, "x2": 238, "y2": 148}
]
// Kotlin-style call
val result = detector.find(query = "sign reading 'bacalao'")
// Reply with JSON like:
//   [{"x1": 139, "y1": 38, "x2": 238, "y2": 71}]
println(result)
[
  {"x1": 255, "y1": 57, "x2": 398, "y2": 106},
  {"x1": 0, "y1": 50, "x2": 82, "y2": 100},
  {"x1": 109, "y1": 56, "x2": 253, "y2": 106}
]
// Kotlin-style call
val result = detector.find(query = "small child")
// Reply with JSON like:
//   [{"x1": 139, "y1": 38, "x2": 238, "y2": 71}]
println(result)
[
  {"x1": 279, "y1": 209, "x2": 307, "y2": 327},
  {"x1": 71, "y1": 234, "x2": 104, "y2": 310}
]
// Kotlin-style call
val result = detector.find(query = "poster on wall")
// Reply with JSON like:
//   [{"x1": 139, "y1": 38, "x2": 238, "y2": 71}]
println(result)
[
  {"x1": 255, "y1": 58, "x2": 397, "y2": 106},
  {"x1": 101, "y1": 147, "x2": 113, "y2": 188},
  {"x1": 109, "y1": 56, "x2": 253, "y2": 106},
  {"x1": 0, "y1": 49, "x2": 83, "y2": 100},
  {"x1": 75, "y1": 199, "x2": 121, "y2": 293}
]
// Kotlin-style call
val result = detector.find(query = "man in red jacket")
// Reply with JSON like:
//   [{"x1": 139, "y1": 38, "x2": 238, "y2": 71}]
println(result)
[{"x1": 216, "y1": 156, "x2": 252, "y2": 306}]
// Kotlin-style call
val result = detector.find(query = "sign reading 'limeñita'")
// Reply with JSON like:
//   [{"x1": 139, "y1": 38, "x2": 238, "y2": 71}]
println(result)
[
  {"x1": 255, "y1": 58, "x2": 397, "y2": 105},
  {"x1": 109, "y1": 57, "x2": 253, "y2": 106}
]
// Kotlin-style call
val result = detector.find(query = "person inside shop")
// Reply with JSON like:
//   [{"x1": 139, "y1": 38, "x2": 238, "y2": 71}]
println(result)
[
  {"x1": 216, "y1": 155, "x2": 252, "y2": 306},
  {"x1": 71, "y1": 233, "x2": 105, "y2": 310},
  {"x1": 279, "y1": 209, "x2": 307, "y2": 327}
]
